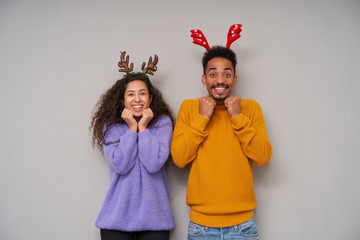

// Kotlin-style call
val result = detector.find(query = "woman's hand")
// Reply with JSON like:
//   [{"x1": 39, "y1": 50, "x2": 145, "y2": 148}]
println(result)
[
  {"x1": 121, "y1": 108, "x2": 138, "y2": 132},
  {"x1": 138, "y1": 108, "x2": 154, "y2": 132}
]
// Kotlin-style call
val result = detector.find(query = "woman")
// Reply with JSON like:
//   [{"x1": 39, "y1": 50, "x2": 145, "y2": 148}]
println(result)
[{"x1": 90, "y1": 52, "x2": 175, "y2": 240}]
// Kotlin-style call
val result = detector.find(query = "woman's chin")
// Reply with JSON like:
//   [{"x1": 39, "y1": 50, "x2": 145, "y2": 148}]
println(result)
[{"x1": 133, "y1": 111, "x2": 143, "y2": 118}]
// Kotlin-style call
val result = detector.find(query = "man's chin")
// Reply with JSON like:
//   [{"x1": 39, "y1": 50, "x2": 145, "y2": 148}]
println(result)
[
  {"x1": 213, "y1": 97, "x2": 226, "y2": 101},
  {"x1": 210, "y1": 94, "x2": 227, "y2": 101},
  {"x1": 209, "y1": 91, "x2": 229, "y2": 101}
]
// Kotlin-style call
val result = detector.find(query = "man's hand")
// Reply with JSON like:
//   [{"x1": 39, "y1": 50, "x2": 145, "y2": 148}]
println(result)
[
  {"x1": 225, "y1": 96, "x2": 241, "y2": 118},
  {"x1": 199, "y1": 96, "x2": 216, "y2": 119},
  {"x1": 121, "y1": 108, "x2": 138, "y2": 132},
  {"x1": 138, "y1": 108, "x2": 154, "y2": 132}
]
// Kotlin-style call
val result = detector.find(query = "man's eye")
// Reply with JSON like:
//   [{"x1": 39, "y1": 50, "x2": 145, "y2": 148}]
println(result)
[
  {"x1": 128, "y1": 94, "x2": 134, "y2": 97},
  {"x1": 209, "y1": 73, "x2": 216, "y2": 77},
  {"x1": 225, "y1": 73, "x2": 231, "y2": 77},
  {"x1": 140, "y1": 92, "x2": 146, "y2": 96}
]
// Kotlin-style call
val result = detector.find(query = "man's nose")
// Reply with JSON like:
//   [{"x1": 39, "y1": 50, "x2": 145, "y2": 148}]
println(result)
[
  {"x1": 135, "y1": 94, "x2": 140, "y2": 101},
  {"x1": 216, "y1": 76, "x2": 225, "y2": 83}
]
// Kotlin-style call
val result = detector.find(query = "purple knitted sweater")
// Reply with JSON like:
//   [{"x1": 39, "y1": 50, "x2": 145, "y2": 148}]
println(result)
[{"x1": 95, "y1": 115, "x2": 175, "y2": 231}]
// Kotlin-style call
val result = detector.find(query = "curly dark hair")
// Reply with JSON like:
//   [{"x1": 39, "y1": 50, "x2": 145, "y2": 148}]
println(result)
[
  {"x1": 90, "y1": 73, "x2": 174, "y2": 152},
  {"x1": 202, "y1": 46, "x2": 237, "y2": 73}
]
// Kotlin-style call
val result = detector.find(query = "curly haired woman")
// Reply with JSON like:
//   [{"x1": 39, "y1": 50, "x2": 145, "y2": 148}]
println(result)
[{"x1": 90, "y1": 53, "x2": 174, "y2": 240}]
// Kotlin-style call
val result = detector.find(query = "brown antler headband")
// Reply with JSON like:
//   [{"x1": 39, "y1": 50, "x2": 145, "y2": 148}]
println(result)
[
  {"x1": 141, "y1": 54, "x2": 158, "y2": 75},
  {"x1": 190, "y1": 24, "x2": 242, "y2": 50},
  {"x1": 118, "y1": 51, "x2": 159, "y2": 78}
]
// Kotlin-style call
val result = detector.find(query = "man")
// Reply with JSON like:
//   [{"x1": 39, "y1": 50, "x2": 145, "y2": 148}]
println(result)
[{"x1": 171, "y1": 45, "x2": 272, "y2": 239}]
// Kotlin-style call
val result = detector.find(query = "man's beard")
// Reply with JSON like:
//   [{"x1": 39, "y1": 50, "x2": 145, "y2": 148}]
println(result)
[
  {"x1": 213, "y1": 96, "x2": 226, "y2": 101},
  {"x1": 211, "y1": 83, "x2": 229, "y2": 101}
]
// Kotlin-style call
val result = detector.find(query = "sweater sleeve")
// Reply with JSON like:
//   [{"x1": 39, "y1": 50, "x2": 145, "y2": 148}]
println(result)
[
  {"x1": 171, "y1": 100, "x2": 209, "y2": 168},
  {"x1": 103, "y1": 124, "x2": 138, "y2": 174},
  {"x1": 231, "y1": 100, "x2": 273, "y2": 166},
  {"x1": 137, "y1": 116, "x2": 173, "y2": 174}
]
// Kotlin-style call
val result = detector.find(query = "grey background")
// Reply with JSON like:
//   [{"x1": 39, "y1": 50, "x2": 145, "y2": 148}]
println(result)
[{"x1": 1, "y1": 0, "x2": 359, "y2": 239}]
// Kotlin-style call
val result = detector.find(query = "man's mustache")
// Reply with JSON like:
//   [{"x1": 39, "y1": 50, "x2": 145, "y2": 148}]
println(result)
[{"x1": 211, "y1": 83, "x2": 229, "y2": 89}]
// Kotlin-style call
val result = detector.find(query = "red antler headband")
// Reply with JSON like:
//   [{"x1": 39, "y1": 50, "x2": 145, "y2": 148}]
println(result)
[
  {"x1": 190, "y1": 24, "x2": 242, "y2": 50},
  {"x1": 118, "y1": 51, "x2": 158, "y2": 78},
  {"x1": 190, "y1": 29, "x2": 210, "y2": 50}
]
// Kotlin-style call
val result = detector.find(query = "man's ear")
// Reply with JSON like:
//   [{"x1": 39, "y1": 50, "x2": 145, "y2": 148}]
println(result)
[
  {"x1": 233, "y1": 74, "x2": 238, "y2": 85},
  {"x1": 201, "y1": 74, "x2": 206, "y2": 85}
]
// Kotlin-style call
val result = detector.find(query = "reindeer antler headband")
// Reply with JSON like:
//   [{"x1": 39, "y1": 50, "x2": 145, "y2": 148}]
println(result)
[
  {"x1": 118, "y1": 51, "x2": 158, "y2": 78},
  {"x1": 190, "y1": 24, "x2": 242, "y2": 50}
]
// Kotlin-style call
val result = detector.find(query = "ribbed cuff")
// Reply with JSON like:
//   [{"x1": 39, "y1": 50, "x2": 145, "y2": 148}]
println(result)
[
  {"x1": 231, "y1": 113, "x2": 249, "y2": 129},
  {"x1": 190, "y1": 113, "x2": 210, "y2": 133}
]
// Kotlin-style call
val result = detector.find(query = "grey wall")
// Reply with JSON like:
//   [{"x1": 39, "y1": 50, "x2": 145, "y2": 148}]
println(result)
[{"x1": 1, "y1": 0, "x2": 360, "y2": 239}]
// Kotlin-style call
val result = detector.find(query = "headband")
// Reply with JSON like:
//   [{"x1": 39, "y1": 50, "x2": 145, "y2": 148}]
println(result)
[
  {"x1": 190, "y1": 24, "x2": 242, "y2": 50},
  {"x1": 118, "y1": 51, "x2": 158, "y2": 78}
]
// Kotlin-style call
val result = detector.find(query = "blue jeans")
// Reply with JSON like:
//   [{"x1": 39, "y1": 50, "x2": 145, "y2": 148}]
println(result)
[{"x1": 187, "y1": 217, "x2": 259, "y2": 240}]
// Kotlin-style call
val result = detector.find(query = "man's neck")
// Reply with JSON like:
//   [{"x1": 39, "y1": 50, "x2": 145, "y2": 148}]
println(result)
[{"x1": 215, "y1": 99, "x2": 225, "y2": 105}]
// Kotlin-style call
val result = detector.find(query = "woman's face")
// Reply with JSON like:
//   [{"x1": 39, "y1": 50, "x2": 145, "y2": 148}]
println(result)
[{"x1": 123, "y1": 80, "x2": 152, "y2": 117}]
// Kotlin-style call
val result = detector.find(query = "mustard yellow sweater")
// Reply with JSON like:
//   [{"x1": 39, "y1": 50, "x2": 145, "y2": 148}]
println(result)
[{"x1": 171, "y1": 98, "x2": 272, "y2": 227}]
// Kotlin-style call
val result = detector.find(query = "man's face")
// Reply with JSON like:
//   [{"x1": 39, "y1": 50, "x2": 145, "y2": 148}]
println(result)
[{"x1": 202, "y1": 57, "x2": 237, "y2": 101}]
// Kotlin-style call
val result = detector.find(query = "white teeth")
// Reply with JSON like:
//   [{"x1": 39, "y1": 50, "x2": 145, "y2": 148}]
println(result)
[
  {"x1": 215, "y1": 88, "x2": 225, "y2": 90},
  {"x1": 133, "y1": 106, "x2": 142, "y2": 109}
]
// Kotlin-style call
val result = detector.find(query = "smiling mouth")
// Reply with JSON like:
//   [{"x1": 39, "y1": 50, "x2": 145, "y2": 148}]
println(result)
[
  {"x1": 212, "y1": 84, "x2": 229, "y2": 89},
  {"x1": 132, "y1": 105, "x2": 143, "y2": 111},
  {"x1": 212, "y1": 85, "x2": 229, "y2": 95}
]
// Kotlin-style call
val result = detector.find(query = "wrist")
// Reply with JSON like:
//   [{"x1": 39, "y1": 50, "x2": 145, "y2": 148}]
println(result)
[
  {"x1": 127, "y1": 122, "x2": 138, "y2": 132},
  {"x1": 138, "y1": 125, "x2": 147, "y2": 132},
  {"x1": 200, "y1": 112, "x2": 212, "y2": 119},
  {"x1": 200, "y1": 114, "x2": 209, "y2": 119},
  {"x1": 138, "y1": 121, "x2": 149, "y2": 132},
  {"x1": 128, "y1": 124, "x2": 137, "y2": 132},
  {"x1": 230, "y1": 112, "x2": 241, "y2": 118}
]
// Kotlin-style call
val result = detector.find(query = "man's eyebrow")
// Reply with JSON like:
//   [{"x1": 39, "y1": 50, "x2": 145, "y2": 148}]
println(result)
[{"x1": 207, "y1": 67, "x2": 233, "y2": 72}]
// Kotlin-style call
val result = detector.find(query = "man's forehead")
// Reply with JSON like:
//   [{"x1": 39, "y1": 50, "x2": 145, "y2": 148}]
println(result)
[{"x1": 206, "y1": 58, "x2": 233, "y2": 69}]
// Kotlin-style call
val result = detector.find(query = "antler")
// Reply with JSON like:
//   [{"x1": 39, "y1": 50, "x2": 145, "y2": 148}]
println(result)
[
  {"x1": 141, "y1": 54, "x2": 158, "y2": 75},
  {"x1": 226, "y1": 24, "x2": 242, "y2": 48},
  {"x1": 190, "y1": 29, "x2": 210, "y2": 50},
  {"x1": 118, "y1": 51, "x2": 134, "y2": 73}
]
